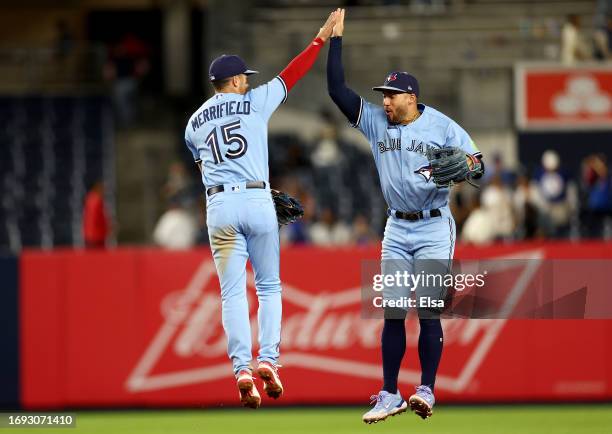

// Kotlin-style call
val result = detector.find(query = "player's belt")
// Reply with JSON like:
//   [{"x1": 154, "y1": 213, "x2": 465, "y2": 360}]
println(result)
[
  {"x1": 206, "y1": 181, "x2": 266, "y2": 197},
  {"x1": 392, "y1": 208, "x2": 441, "y2": 221}
]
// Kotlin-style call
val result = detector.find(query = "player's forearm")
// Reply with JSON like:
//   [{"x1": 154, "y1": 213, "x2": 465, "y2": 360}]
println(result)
[
  {"x1": 278, "y1": 37, "x2": 325, "y2": 92},
  {"x1": 327, "y1": 36, "x2": 361, "y2": 124}
]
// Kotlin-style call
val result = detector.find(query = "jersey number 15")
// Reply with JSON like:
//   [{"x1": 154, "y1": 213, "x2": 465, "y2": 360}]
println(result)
[{"x1": 205, "y1": 120, "x2": 248, "y2": 164}]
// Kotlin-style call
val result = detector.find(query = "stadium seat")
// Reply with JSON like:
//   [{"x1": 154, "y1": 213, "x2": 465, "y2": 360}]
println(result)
[{"x1": 0, "y1": 96, "x2": 112, "y2": 250}]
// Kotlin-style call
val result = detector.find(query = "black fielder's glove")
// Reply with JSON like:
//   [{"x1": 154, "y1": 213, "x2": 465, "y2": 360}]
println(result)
[
  {"x1": 271, "y1": 189, "x2": 304, "y2": 225},
  {"x1": 426, "y1": 146, "x2": 483, "y2": 188}
]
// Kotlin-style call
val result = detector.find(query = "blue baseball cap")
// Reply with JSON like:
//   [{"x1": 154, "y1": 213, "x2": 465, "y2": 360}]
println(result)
[
  {"x1": 209, "y1": 54, "x2": 259, "y2": 82},
  {"x1": 372, "y1": 72, "x2": 419, "y2": 96}
]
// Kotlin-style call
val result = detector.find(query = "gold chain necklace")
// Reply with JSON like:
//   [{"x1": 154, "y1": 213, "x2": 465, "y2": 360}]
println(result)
[{"x1": 403, "y1": 111, "x2": 420, "y2": 125}]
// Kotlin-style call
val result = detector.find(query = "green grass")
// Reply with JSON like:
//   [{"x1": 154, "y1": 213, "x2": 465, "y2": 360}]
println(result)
[{"x1": 11, "y1": 405, "x2": 612, "y2": 434}]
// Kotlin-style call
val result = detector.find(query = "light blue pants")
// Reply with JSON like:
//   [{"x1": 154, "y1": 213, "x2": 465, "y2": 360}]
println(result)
[
  {"x1": 381, "y1": 207, "x2": 456, "y2": 314},
  {"x1": 206, "y1": 184, "x2": 281, "y2": 375}
]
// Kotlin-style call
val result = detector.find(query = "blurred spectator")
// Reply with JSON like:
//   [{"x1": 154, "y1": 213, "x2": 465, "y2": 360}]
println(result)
[
  {"x1": 593, "y1": 16, "x2": 612, "y2": 60},
  {"x1": 482, "y1": 153, "x2": 514, "y2": 186},
  {"x1": 83, "y1": 181, "x2": 110, "y2": 249},
  {"x1": 311, "y1": 115, "x2": 347, "y2": 211},
  {"x1": 104, "y1": 34, "x2": 151, "y2": 126},
  {"x1": 352, "y1": 214, "x2": 377, "y2": 245},
  {"x1": 561, "y1": 14, "x2": 592, "y2": 64},
  {"x1": 461, "y1": 195, "x2": 496, "y2": 245},
  {"x1": 483, "y1": 175, "x2": 515, "y2": 238},
  {"x1": 310, "y1": 109, "x2": 348, "y2": 217},
  {"x1": 311, "y1": 123, "x2": 341, "y2": 168},
  {"x1": 581, "y1": 154, "x2": 612, "y2": 238},
  {"x1": 462, "y1": 176, "x2": 514, "y2": 245},
  {"x1": 533, "y1": 150, "x2": 577, "y2": 238},
  {"x1": 513, "y1": 172, "x2": 543, "y2": 239},
  {"x1": 153, "y1": 199, "x2": 198, "y2": 249},
  {"x1": 282, "y1": 219, "x2": 310, "y2": 245},
  {"x1": 309, "y1": 208, "x2": 351, "y2": 246}
]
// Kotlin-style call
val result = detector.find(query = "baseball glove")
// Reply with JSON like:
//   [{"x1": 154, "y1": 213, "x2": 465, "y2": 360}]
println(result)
[
  {"x1": 271, "y1": 189, "x2": 304, "y2": 226},
  {"x1": 426, "y1": 146, "x2": 482, "y2": 188}
]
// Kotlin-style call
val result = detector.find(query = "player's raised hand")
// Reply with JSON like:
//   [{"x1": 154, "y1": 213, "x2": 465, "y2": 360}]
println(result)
[
  {"x1": 316, "y1": 9, "x2": 339, "y2": 42},
  {"x1": 332, "y1": 8, "x2": 345, "y2": 37}
]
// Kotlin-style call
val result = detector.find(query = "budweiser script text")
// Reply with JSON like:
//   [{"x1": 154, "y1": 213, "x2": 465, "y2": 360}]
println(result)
[{"x1": 161, "y1": 290, "x2": 500, "y2": 359}]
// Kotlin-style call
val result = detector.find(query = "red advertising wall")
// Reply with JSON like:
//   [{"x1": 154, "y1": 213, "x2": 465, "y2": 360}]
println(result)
[
  {"x1": 20, "y1": 242, "x2": 612, "y2": 409},
  {"x1": 515, "y1": 64, "x2": 612, "y2": 130}
]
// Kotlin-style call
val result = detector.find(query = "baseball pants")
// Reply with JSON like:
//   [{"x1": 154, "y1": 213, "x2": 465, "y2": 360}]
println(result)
[
  {"x1": 206, "y1": 183, "x2": 281, "y2": 375},
  {"x1": 381, "y1": 206, "x2": 456, "y2": 317}
]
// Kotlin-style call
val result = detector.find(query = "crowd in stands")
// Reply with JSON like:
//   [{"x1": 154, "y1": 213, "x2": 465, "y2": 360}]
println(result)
[
  {"x1": 455, "y1": 150, "x2": 612, "y2": 245},
  {"x1": 152, "y1": 115, "x2": 612, "y2": 249},
  {"x1": 561, "y1": 11, "x2": 612, "y2": 64}
]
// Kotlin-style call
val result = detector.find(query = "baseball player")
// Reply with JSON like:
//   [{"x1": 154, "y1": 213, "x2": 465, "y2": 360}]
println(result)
[
  {"x1": 326, "y1": 9, "x2": 483, "y2": 423},
  {"x1": 185, "y1": 10, "x2": 338, "y2": 409}
]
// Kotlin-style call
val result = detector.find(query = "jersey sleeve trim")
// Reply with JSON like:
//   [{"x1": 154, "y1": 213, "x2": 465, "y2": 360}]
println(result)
[
  {"x1": 276, "y1": 75, "x2": 288, "y2": 104},
  {"x1": 351, "y1": 97, "x2": 364, "y2": 128}
]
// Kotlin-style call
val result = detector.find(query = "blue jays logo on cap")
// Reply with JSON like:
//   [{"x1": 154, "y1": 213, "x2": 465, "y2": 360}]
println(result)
[
  {"x1": 209, "y1": 54, "x2": 259, "y2": 82},
  {"x1": 373, "y1": 71, "x2": 419, "y2": 96}
]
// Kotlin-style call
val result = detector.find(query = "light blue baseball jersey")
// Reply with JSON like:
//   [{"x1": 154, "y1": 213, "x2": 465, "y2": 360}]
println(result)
[
  {"x1": 184, "y1": 76, "x2": 288, "y2": 376},
  {"x1": 184, "y1": 77, "x2": 287, "y2": 189},
  {"x1": 194, "y1": 40, "x2": 330, "y2": 379},
  {"x1": 355, "y1": 101, "x2": 481, "y2": 213}
]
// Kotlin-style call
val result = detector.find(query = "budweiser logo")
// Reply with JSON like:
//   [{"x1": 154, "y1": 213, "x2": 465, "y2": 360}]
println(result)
[{"x1": 126, "y1": 251, "x2": 543, "y2": 394}]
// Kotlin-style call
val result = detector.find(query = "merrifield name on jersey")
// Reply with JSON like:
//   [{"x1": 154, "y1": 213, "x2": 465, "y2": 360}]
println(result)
[{"x1": 191, "y1": 101, "x2": 251, "y2": 131}]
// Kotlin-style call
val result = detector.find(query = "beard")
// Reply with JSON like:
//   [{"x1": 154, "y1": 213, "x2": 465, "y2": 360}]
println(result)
[{"x1": 387, "y1": 106, "x2": 408, "y2": 123}]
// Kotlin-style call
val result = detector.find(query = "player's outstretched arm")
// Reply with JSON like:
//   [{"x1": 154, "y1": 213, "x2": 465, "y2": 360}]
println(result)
[
  {"x1": 277, "y1": 9, "x2": 338, "y2": 92},
  {"x1": 326, "y1": 9, "x2": 361, "y2": 125}
]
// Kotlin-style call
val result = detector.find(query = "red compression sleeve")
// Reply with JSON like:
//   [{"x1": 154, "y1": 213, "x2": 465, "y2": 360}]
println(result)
[{"x1": 278, "y1": 37, "x2": 325, "y2": 92}]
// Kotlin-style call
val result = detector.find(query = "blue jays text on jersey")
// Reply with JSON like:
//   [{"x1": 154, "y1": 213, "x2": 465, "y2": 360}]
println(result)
[
  {"x1": 378, "y1": 138, "x2": 431, "y2": 155},
  {"x1": 356, "y1": 101, "x2": 481, "y2": 213},
  {"x1": 326, "y1": 34, "x2": 481, "y2": 409},
  {"x1": 326, "y1": 36, "x2": 482, "y2": 214}
]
